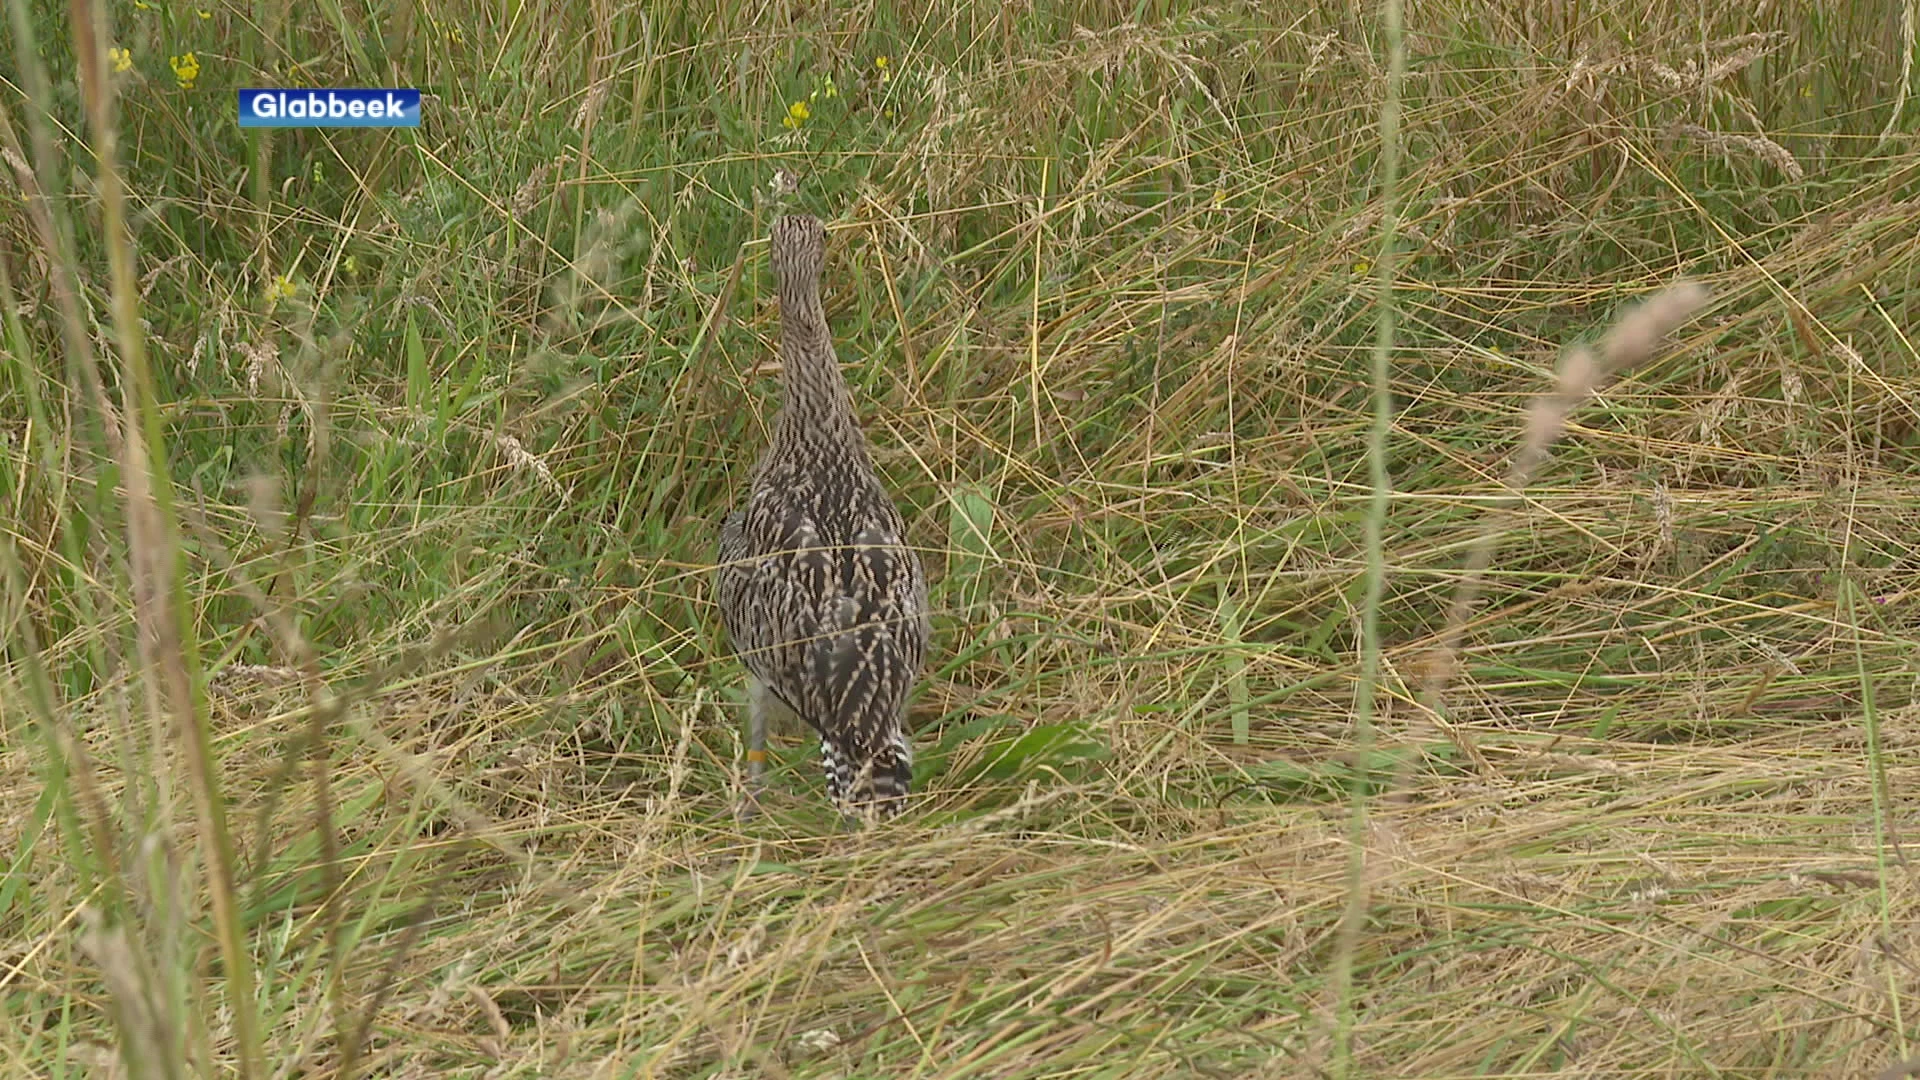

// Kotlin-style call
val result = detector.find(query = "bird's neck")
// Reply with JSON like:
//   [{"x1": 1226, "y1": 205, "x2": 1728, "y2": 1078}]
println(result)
[{"x1": 774, "y1": 294, "x2": 861, "y2": 447}]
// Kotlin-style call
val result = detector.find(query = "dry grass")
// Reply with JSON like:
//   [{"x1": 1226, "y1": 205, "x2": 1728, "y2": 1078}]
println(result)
[{"x1": 3, "y1": 0, "x2": 1920, "y2": 1076}]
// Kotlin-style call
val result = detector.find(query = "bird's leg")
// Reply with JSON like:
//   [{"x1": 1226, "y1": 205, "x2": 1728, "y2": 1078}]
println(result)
[{"x1": 740, "y1": 676, "x2": 771, "y2": 819}]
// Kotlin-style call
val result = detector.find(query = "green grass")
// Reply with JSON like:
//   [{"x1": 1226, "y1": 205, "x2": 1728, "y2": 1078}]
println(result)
[{"x1": 4, "y1": 0, "x2": 1920, "y2": 1075}]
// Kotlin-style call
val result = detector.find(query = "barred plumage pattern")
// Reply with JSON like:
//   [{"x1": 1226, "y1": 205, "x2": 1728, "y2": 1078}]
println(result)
[{"x1": 717, "y1": 215, "x2": 930, "y2": 818}]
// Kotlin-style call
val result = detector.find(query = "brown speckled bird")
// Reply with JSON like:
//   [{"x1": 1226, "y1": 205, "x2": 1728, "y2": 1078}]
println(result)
[{"x1": 716, "y1": 214, "x2": 929, "y2": 820}]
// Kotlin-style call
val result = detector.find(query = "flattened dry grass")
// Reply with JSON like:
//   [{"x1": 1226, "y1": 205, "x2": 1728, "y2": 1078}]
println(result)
[
  {"x1": 3, "y1": 0, "x2": 1919, "y2": 1076},
  {"x1": 16, "y1": 691, "x2": 1918, "y2": 1075}
]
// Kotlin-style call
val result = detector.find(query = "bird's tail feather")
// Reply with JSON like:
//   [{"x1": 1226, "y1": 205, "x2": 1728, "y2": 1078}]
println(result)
[{"x1": 820, "y1": 737, "x2": 912, "y2": 816}]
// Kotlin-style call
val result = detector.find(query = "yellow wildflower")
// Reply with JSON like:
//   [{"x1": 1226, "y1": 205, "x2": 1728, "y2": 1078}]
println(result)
[
  {"x1": 264, "y1": 274, "x2": 296, "y2": 310},
  {"x1": 782, "y1": 100, "x2": 810, "y2": 130},
  {"x1": 821, "y1": 74, "x2": 837, "y2": 99},
  {"x1": 1352, "y1": 259, "x2": 1370, "y2": 275},
  {"x1": 196, "y1": 7, "x2": 211, "y2": 17},
  {"x1": 133, "y1": 0, "x2": 152, "y2": 9},
  {"x1": 109, "y1": 47, "x2": 133, "y2": 73},
  {"x1": 169, "y1": 52, "x2": 199, "y2": 89},
  {"x1": 1210, "y1": 187, "x2": 1226, "y2": 208},
  {"x1": 875, "y1": 55, "x2": 891, "y2": 83}
]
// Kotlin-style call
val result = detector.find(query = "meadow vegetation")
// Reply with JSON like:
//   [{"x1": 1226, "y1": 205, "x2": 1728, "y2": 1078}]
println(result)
[{"x1": 4, "y1": 0, "x2": 1920, "y2": 1075}]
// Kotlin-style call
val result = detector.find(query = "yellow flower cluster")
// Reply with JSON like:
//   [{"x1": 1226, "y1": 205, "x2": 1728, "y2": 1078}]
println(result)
[
  {"x1": 264, "y1": 274, "x2": 297, "y2": 310},
  {"x1": 116, "y1": 4, "x2": 211, "y2": 80},
  {"x1": 169, "y1": 51, "x2": 199, "y2": 89},
  {"x1": 780, "y1": 58, "x2": 893, "y2": 129}
]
